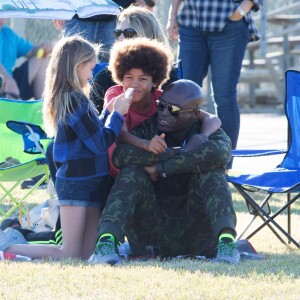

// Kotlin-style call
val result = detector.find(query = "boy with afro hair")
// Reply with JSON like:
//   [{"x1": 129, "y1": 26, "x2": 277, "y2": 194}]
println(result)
[{"x1": 104, "y1": 37, "x2": 173, "y2": 177}]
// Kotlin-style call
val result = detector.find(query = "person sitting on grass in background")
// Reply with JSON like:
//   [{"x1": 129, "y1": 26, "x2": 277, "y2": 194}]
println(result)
[
  {"x1": 88, "y1": 79, "x2": 240, "y2": 265},
  {"x1": 0, "y1": 35, "x2": 131, "y2": 260},
  {"x1": 0, "y1": 18, "x2": 51, "y2": 100}
]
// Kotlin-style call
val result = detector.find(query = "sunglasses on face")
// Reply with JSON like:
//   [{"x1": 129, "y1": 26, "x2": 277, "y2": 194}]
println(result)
[
  {"x1": 113, "y1": 28, "x2": 137, "y2": 39},
  {"x1": 156, "y1": 99, "x2": 195, "y2": 117}
]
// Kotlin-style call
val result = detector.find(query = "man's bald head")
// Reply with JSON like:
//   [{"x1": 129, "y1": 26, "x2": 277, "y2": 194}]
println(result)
[{"x1": 162, "y1": 79, "x2": 203, "y2": 109}]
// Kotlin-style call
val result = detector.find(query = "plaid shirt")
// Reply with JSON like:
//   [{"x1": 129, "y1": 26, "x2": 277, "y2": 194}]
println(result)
[
  {"x1": 54, "y1": 91, "x2": 124, "y2": 179},
  {"x1": 177, "y1": 0, "x2": 263, "y2": 42}
]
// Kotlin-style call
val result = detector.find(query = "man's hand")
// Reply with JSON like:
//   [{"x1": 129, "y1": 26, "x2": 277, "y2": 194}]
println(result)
[{"x1": 144, "y1": 164, "x2": 159, "y2": 182}]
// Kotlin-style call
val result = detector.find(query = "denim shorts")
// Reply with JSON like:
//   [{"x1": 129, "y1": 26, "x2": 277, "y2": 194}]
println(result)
[{"x1": 55, "y1": 176, "x2": 114, "y2": 209}]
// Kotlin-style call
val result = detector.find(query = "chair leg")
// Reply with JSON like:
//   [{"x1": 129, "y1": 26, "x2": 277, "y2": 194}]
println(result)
[
  {"x1": 237, "y1": 214, "x2": 257, "y2": 240},
  {"x1": 288, "y1": 193, "x2": 291, "y2": 244},
  {"x1": 232, "y1": 183, "x2": 300, "y2": 248},
  {"x1": 249, "y1": 193, "x2": 300, "y2": 248},
  {"x1": 246, "y1": 193, "x2": 300, "y2": 248},
  {"x1": 235, "y1": 185, "x2": 285, "y2": 242},
  {"x1": 0, "y1": 168, "x2": 49, "y2": 222},
  {"x1": 246, "y1": 211, "x2": 287, "y2": 245}
]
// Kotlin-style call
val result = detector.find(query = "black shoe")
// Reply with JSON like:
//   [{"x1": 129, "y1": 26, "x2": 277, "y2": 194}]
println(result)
[
  {"x1": 0, "y1": 217, "x2": 22, "y2": 231},
  {"x1": 21, "y1": 175, "x2": 47, "y2": 189}
]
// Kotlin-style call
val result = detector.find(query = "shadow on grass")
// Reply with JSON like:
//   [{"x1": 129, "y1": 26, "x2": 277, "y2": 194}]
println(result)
[{"x1": 120, "y1": 250, "x2": 300, "y2": 278}]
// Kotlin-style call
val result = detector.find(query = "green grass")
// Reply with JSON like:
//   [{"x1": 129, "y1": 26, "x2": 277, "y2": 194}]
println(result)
[{"x1": 1, "y1": 185, "x2": 300, "y2": 300}]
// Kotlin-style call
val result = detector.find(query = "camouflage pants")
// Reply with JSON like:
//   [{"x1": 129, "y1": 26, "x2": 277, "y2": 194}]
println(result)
[{"x1": 99, "y1": 165, "x2": 236, "y2": 257}]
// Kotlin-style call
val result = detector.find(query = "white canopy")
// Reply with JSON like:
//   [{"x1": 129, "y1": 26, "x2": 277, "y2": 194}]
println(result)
[{"x1": 0, "y1": 0, "x2": 120, "y2": 20}]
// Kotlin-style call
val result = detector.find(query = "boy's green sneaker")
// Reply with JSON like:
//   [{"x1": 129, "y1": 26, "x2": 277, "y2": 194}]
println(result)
[
  {"x1": 88, "y1": 235, "x2": 120, "y2": 265},
  {"x1": 214, "y1": 239, "x2": 240, "y2": 265}
]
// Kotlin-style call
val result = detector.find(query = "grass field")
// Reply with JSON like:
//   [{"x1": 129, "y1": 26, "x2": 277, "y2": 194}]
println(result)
[{"x1": 0, "y1": 186, "x2": 300, "y2": 300}]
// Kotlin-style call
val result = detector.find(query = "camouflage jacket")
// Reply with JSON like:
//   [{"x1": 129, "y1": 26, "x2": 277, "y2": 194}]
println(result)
[{"x1": 113, "y1": 114, "x2": 232, "y2": 175}]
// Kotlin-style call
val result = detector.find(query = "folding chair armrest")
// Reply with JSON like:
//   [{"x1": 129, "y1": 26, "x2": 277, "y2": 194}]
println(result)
[
  {"x1": 6, "y1": 121, "x2": 49, "y2": 155},
  {"x1": 232, "y1": 149, "x2": 287, "y2": 157}
]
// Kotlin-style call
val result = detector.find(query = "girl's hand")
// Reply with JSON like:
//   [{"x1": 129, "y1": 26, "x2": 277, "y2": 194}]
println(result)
[
  {"x1": 146, "y1": 133, "x2": 167, "y2": 154},
  {"x1": 113, "y1": 93, "x2": 132, "y2": 115},
  {"x1": 104, "y1": 96, "x2": 116, "y2": 113}
]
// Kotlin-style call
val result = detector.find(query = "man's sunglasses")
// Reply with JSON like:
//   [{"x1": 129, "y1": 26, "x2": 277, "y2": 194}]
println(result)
[
  {"x1": 156, "y1": 99, "x2": 195, "y2": 117},
  {"x1": 113, "y1": 28, "x2": 137, "y2": 39}
]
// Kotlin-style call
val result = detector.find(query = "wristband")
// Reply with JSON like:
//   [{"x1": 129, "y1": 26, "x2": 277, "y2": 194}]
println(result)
[{"x1": 237, "y1": 5, "x2": 246, "y2": 17}]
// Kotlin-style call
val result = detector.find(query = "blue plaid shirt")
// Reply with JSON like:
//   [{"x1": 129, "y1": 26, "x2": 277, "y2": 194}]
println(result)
[
  {"x1": 54, "y1": 91, "x2": 124, "y2": 180},
  {"x1": 177, "y1": 0, "x2": 263, "y2": 41}
]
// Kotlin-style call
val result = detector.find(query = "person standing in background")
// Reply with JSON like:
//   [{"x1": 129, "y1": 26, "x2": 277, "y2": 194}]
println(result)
[
  {"x1": 53, "y1": 0, "x2": 158, "y2": 62},
  {"x1": 167, "y1": 0, "x2": 263, "y2": 168}
]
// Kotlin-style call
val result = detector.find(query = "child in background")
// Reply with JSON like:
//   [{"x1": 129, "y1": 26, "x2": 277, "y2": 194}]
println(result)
[{"x1": 0, "y1": 35, "x2": 131, "y2": 260}]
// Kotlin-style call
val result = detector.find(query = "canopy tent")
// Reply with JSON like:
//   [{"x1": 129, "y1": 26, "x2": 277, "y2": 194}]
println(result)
[{"x1": 0, "y1": 0, "x2": 119, "y2": 20}]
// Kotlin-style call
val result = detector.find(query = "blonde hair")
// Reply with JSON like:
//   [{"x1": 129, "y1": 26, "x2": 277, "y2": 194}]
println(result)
[
  {"x1": 118, "y1": 5, "x2": 169, "y2": 47},
  {"x1": 43, "y1": 35, "x2": 98, "y2": 137}
]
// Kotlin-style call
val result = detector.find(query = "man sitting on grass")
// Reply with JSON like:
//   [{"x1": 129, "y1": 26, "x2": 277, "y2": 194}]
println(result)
[{"x1": 89, "y1": 79, "x2": 240, "y2": 265}]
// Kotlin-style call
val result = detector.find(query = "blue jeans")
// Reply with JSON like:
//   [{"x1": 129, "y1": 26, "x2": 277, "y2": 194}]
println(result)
[
  {"x1": 178, "y1": 19, "x2": 249, "y2": 152},
  {"x1": 56, "y1": 176, "x2": 113, "y2": 209},
  {"x1": 64, "y1": 16, "x2": 116, "y2": 62}
]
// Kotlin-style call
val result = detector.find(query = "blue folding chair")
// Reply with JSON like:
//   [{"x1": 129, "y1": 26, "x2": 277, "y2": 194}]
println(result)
[{"x1": 227, "y1": 69, "x2": 300, "y2": 248}]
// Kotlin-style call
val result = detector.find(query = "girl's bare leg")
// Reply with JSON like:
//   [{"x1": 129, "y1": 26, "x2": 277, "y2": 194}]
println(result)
[
  {"x1": 6, "y1": 206, "x2": 89, "y2": 260},
  {"x1": 82, "y1": 207, "x2": 101, "y2": 259}
]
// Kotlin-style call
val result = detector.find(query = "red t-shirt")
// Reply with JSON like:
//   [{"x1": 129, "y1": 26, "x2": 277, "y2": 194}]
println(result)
[{"x1": 105, "y1": 85, "x2": 162, "y2": 177}]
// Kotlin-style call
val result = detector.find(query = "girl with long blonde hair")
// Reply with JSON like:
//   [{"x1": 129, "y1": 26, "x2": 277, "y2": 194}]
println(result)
[{"x1": 0, "y1": 35, "x2": 131, "y2": 260}]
